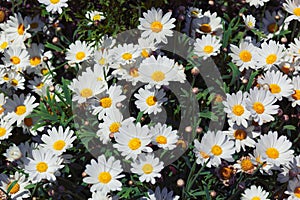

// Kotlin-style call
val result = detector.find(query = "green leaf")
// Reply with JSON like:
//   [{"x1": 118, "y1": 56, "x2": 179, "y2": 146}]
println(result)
[
  {"x1": 246, "y1": 70, "x2": 260, "y2": 91},
  {"x1": 45, "y1": 42, "x2": 64, "y2": 52},
  {"x1": 283, "y1": 125, "x2": 296, "y2": 131}
]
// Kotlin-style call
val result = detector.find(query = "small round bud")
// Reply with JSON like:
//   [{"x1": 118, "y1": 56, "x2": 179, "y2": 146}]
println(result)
[
  {"x1": 49, "y1": 85, "x2": 55, "y2": 92},
  {"x1": 196, "y1": 127, "x2": 203, "y2": 133},
  {"x1": 82, "y1": 172, "x2": 87, "y2": 177},
  {"x1": 177, "y1": 14, "x2": 185, "y2": 22},
  {"x1": 185, "y1": 126, "x2": 192, "y2": 132},
  {"x1": 109, "y1": 132, "x2": 114, "y2": 138},
  {"x1": 281, "y1": 37, "x2": 288, "y2": 43},
  {"x1": 242, "y1": 78, "x2": 248, "y2": 84},
  {"x1": 84, "y1": 121, "x2": 89, "y2": 126},
  {"x1": 64, "y1": 64, "x2": 69, "y2": 70},
  {"x1": 283, "y1": 114, "x2": 289, "y2": 121},
  {"x1": 210, "y1": 190, "x2": 217, "y2": 197},
  {"x1": 277, "y1": 109, "x2": 283, "y2": 116},
  {"x1": 289, "y1": 66, "x2": 295, "y2": 73},
  {"x1": 191, "y1": 67, "x2": 200, "y2": 76},
  {"x1": 52, "y1": 37, "x2": 59, "y2": 44},
  {"x1": 116, "y1": 102, "x2": 123, "y2": 108},
  {"x1": 208, "y1": 0, "x2": 214, "y2": 5},
  {"x1": 275, "y1": 15, "x2": 280, "y2": 20},
  {"x1": 177, "y1": 179, "x2": 185, "y2": 187},
  {"x1": 43, "y1": 56, "x2": 49, "y2": 62},
  {"x1": 192, "y1": 87, "x2": 199, "y2": 94},
  {"x1": 128, "y1": 180, "x2": 133, "y2": 185}
]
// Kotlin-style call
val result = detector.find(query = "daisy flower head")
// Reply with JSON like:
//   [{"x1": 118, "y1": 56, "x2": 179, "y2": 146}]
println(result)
[
  {"x1": 150, "y1": 123, "x2": 179, "y2": 150},
  {"x1": 262, "y1": 10, "x2": 285, "y2": 39},
  {"x1": 0, "y1": 171, "x2": 30, "y2": 200},
  {"x1": 134, "y1": 85, "x2": 167, "y2": 115},
  {"x1": 256, "y1": 131, "x2": 294, "y2": 167},
  {"x1": 246, "y1": 0, "x2": 270, "y2": 8},
  {"x1": 66, "y1": 40, "x2": 93, "y2": 64},
  {"x1": 258, "y1": 70, "x2": 294, "y2": 101},
  {"x1": 88, "y1": 191, "x2": 113, "y2": 200},
  {"x1": 8, "y1": 71, "x2": 25, "y2": 90},
  {"x1": 85, "y1": 11, "x2": 105, "y2": 25},
  {"x1": 187, "y1": 7, "x2": 202, "y2": 18},
  {"x1": 285, "y1": 176, "x2": 300, "y2": 199},
  {"x1": 138, "y1": 7, "x2": 176, "y2": 44},
  {"x1": 38, "y1": 0, "x2": 68, "y2": 14},
  {"x1": 241, "y1": 185, "x2": 270, "y2": 200},
  {"x1": 289, "y1": 76, "x2": 300, "y2": 107},
  {"x1": 82, "y1": 65, "x2": 109, "y2": 90},
  {"x1": 193, "y1": 139, "x2": 211, "y2": 167},
  {"x1": 27, "y1": 43, "x2": 44, "y2": 68},
  {"x1": 0, "y1": 93, "x2": 7, "y2": 117},
  {"x1": 245, "y1": 87, "x2": 279, "y2": 125},
  {"x1": 229, "y1": 41, "x2": 259, "y2": 71},
  {"x1": 257, "y1": 40, "x2": 286, "y2": 70},
  {"x1": 289, "y1": 37, "x2": 300, "y2": 59},
  {"x1": 201, "y1": 130, "x2": 235, "y2": 167},
  {"x1": 194, "y1": 34, "x2": 222, "y2": 60},
  {"x1": 25, "y1": 15, "x2": 45, "y2": 33},
  {"x1": 24, "y1": 148, "x2": 64, "y2": 183},
  {"x1": 223, "y1": 91, "x2": 251, "y2": 127},
  {"x1": 4, "y1": 94, "x2": 39, "y2": 126},
  {"x1": 138, "y1": 55, "x2": 179, "y2": 88},
  {"x1": 0, "y1": 118, "x2": 13, "y2": 142},
  {"x1": 83, "y1": 155, "x2": 124, "y2": 194},
  {"x1": 0, "y1": 33, "x2": 10, "y2": 53},
  {"x1": 277, "y1": 155, "x2": 300, "y2": 183},
  {"x1": 137, "y1": 37, "x2": 157, "y2": 59},
  {"x1": 110, "y1": 43, "x2": 139, "y2": 66},
  {"x1": 283, "y1": 0, "x2": 300, "y2": 22},
  {"x1": 131, "y1": 153, "x2": 164, "y2": 184},
  {"x1": 194, "y1": 11, "x2": 223, "y2": 36},
  {"x1": 243, "y1": 14, "x2": 256, "y2": 29},
  {"x1": 97, "y1": 109, "x2": 134, "y2": 144},
  {"x1": 92, "y1": 84, "x2": 126, "y2": 120},
  {"x1": 142, "y1": 186, "x2": 179, "y2": 200},
  {"x1": 113, "y1": 122, "x2": 152, "y2": 160},
  {"x1": 2, "y1": 45, "x2": 29, "y2": 71},
  {"x1": 94, "y1": 48, "x2": 111, "y2": 67},
  {"x1": 41, "y1": 126, "x2": 76, "y2": 155},
  {"x1": 28, "y1": 76, "x2": 52, "y2": 96},
  {"x1": 3, "y1": 144, "x2": 22, "y2": 162},
  {"x1": 249, "y1": 148, "x2": 273, "y2": 175},
  {"x1": 233, "y1": 156, "x2": 256, "y2": 174}
]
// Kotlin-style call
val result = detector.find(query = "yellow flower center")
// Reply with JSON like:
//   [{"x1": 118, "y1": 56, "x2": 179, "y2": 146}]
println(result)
[
  {"x1": 41, "y1": 68, "x2": 49, "y2": 75},
  {"x1": 142, "y1": 164, "x2": 153, "y2": 174},
  {"x1": 99, "y1": 97, "x2": 112, "y2": 108},
  {"x1": 53, "y1": 140, "x2": 66, "y2": 151},
  {"x1": 269, "y1": 84, "x2": 281, "y2": 94},
  {"x1": 292, "y1": 90, "x2": 300, "y2": 100},
  {"x1": 239, "y1": 50, "x2": 252, "y2": 62},
  {"x1": 30, "y1": 56, "x2": 41, "y2": 66},
  {"x1": 267, "y1": 23, "x2": 279, "y2": 33},
  {"x1": 253, "y1": 102, "x2": 264, "y2": 114},
  {"x1": 17, "y1": 24, "x2": 25, "y2": 35},
  {"x1": 247, "y1": 21, "x2": 254, "y2": 27},
  {"x1": 0, "y1": 127, "x2": 6, "y2": 137},
  {"x1": 191, "y1": 10, "x2": 199, "y2": 16},
  {"x1": 266, "y1": 54, "x2": 277, "y2": 64},
  {"x1": 200, "y1": 151, "x2": 210, "y2": 159},
  {"x1": 128, "y1": 138, "x2": 141, "y2": 150},
  {"x1": 151, "y1": 71, "x2": 165, "y2": 82},
  {"x1": 109, "y1": 122, "x2": 121, "y2": 133},
  {"x1": 10, "y1": 56, "x2": 21, "y2": 65},
  {"x1": 199, "y1": 23, "x2": 212, "y2": 33},
  {"x1": 151, "y1": 21, "x2": 163, "y2": 33},
  {"x1": 232, "y1": 104, "x2": 245, "y2": 116},
  {"x1": 93, "y1": 14, "x2": 101, "y2": 21},
  {"x1": 80, "y1": 88, "x2": 93, "y2": 98},
  {"x1": 240, "y1": 158, "x2": 254, "y2": 171},
  {"x1": 203, "y1": 45, "x2": 214, "y2": 54},
  {"x1": 234, "y1": 129, "x2": 247, "y2": 140},
  {"x1": 220, "y1": 167, "x2": 233, "y2": 180},
  {"x1": 36, "y1": 82, "x2": 44, "y2": 89},
  {"x1": 0, "y1": 10, "x2": 5, "y2": 23},
  {"x1": 7, "y1": 182, "x2": 20, "y2": 194},
  {"x1": 130, "y1": 67, "x2": 139, "y2": 77},
  {"x1": 3, "y1": 74, "x2": 9, "y2": 81},
  {"x1": 251, "y1": 197, "x2": 261, "y2": 200},
  {"x1": 141, "y1": 49, "x2": 149, "y2": 58},
  {"x1": 99, "y1": 57, "x2": 106, "y2": 65},
  {"x1": 122, "y1": 52, "x2": 132, "y2": 61},
  {"x1": 146, "y1": 95, "x2": 157, "y2": 106},
  {"x1": 75, "y1": 51, "x2": 86, "y2": 61},
  {"x1": 0, "y1": 42, "x2": 8, "y2": 49},
  {"x1": 293, "y1": 7, "x2": 300, "y2": 16},
  {"x1": 36, "y1": 162, "x2": 48, "y2": 173},
  {"x1": 15, "y1": 105, "x2": 26, "y2": 115},
  {"x1": 30, "y1": 22, "x2": 39, "y2": 29},
  {"x1": 24, "y1": 117, "x2": 33, "y2": 127},
  {"x1": 50, "y1": 0, "x2": 60, "y2": 4},
  {"x1": 211, "y1": 145, "x2": 222, "y2": 156},
  {"x1": 294, "y1": 187, "x2": 300, "y2": 198},
  {"x1": 0, "y1": 105, "x2": 4, "y2": 115},
  {"x1": 156, "y1": 135, "x2": 167, "y2": 144},
  {"x1": 11, "y1": 79, "x2": 18, "y2": 86},
  {"x1": 98, "y1": 172, "x2": 112, "y2": 184},
  {"x1": 266, "y1": 147, "x2": 279, "y2": 159}
]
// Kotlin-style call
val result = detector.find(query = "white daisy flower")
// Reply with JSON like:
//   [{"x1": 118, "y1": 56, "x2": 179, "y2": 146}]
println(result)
[
  {"x1": 3, "y1": 144, "x2": 22, "y2": 162},
  {"x1": 223, "y1": 91, "x2": 251, "y2": 127},
  {"x1": 93, "y1": 48, "x2": 111, "y2": 67},
  {"x1": 243, "y1": 14, "x2": 256, "y2": 29},
  {"x1": 0, "y1": 171, "x2": 30, "y2": 200},
  {"x1": 4, "y1": 94, "x2": 39, "y2": 126},
  {"x1": 224, "y1": 120, "x2": 260, "y2": 153},
  {"x1": 110, "y1": 43, "x2": 139, "y2": 66},
  {"x1": 2, "y1": 46, "x2": 29, "y2": 71},
  {"x1": 241, "y1": 185, "x2": 270, "y2": 200},
  {"x1": 283, "y1": 0, "x2": 300, "y2": 22},
  {"x1": 69, "y1": 71, "x2": 105, "y2": 103},
  {"x1": 66, "y1": 40, "x2": 93, "y2": 64},
  {"x1": 92, "y1": 84, "x2": 126, "y2": 120},
  {"x1": 113, "y1": 122, "x2": 152, "y2": 160},
  {"x1": 229, "y1": 41, "x2": 259, "y2": 71},
  {"x1": 245, "y1": 87, "x2": 279, "y2": 125},
  {"x1": 233, "y1": 156, "x2": 256, "y2": 174},
  {"x1": 194, "y1": 34, "x2": 222, "y2": 60},
  {"x1": 0, "y1": 33, "x2": 10, "y2": 53},
  {"x1": 131, "y1": 153, "x2": 164, "y2": 184},
  {"x1": 249, "y1": 148, "x2": 273, "y2": 175},
  {"x1": 285, "y1": 176, "x2": 300, "y2": 199},
  {"x1": 0, "y1": 92, "x2": 7, "y2": 117},
  {"x1": 193, "y1": 139, "x2": 211, "y2": 167},
  {"x1": 138, "y1": 7, "x2": 176, "y2": 44},
  {"x1": 41, "y1": 126, "x2": 76, "y2": 155},
  {"x1": 8, "y1": 71, "x2": 25, "y2": 90},
  {"x1": 134, "y1": 86, "x2": 167, "y2": 115},
  {"x1": 262, "y1": 10, "x2": 286, "y2": 39},
  {"x1": 25, "y1": 15, "x2": 45, "y2": 33},
  {"x1": 82, "y1": 64, "x2": 109, "y2": 89},
  {"x1": 97, "y1": 109, "x2": 134, "y2": 144},
  {"x1": 150, "y1": 123, "x2": 178, "y2": 150},
  {"x1": 0, "y1": 118, "x2": 13, "y2": 142},
  {"x1": 38, "y1": 0, "x2": 68, "y2": 14},
  {"x1": 258, "y1": 70, "x2": 294, "y2": 101},
  {"x1": 289, "y1": 76, "x2": 300, "y2": 107},
  {"x1": 138, "y1": 55, "x2": 178, "y2": 88},
  {"x1": 85, "y1": 11, "x2": 105, "y2": 25},
  {"x1": 194, "y1": 11, "x2": 223, "y2": 36},
  {"x1": 27, "y1": 43, "x2": 44, "y2": 68},
  {"x1": 277, "y1": 155, "x2": 300, "y2": 183},
  {"x1": 289, "y1": 37, "x2": 300, "y2": 59},
  {"x1": 88, "y1": 191, "x2": 112, "y2": 200},
  {"x1": 187, "y1": 7, "x2": 202, "y2": 18},
  {"x1": 137, "y1": 37, "x2": 157, "y2": 59},
  {"x1": 255, "y1": 131, "x2": 294, "y2": 167},
  {"x1": 142, "y1": 186, "x2": 179, "y2": 200},
  {"x1": 24, "y1": 148, "x2": 64, "y2": 183},
  {"x1": 83, "y1": 155, "x2": 124, "y2": 194},
  {"x1": 201, "y1": 130, "x2": 235, "y2": 167},
  {"x1": 257, "y1": 40, "x2": 286, "y2": 70},
  {"x1": 28, "y1": 76, "x2": 52, "y2": 95}
]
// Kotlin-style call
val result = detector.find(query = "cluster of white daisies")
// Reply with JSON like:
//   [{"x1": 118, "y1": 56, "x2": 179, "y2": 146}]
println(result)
[{"x1": 1, "y1": 0, "x2": 300, "y2": 199}]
